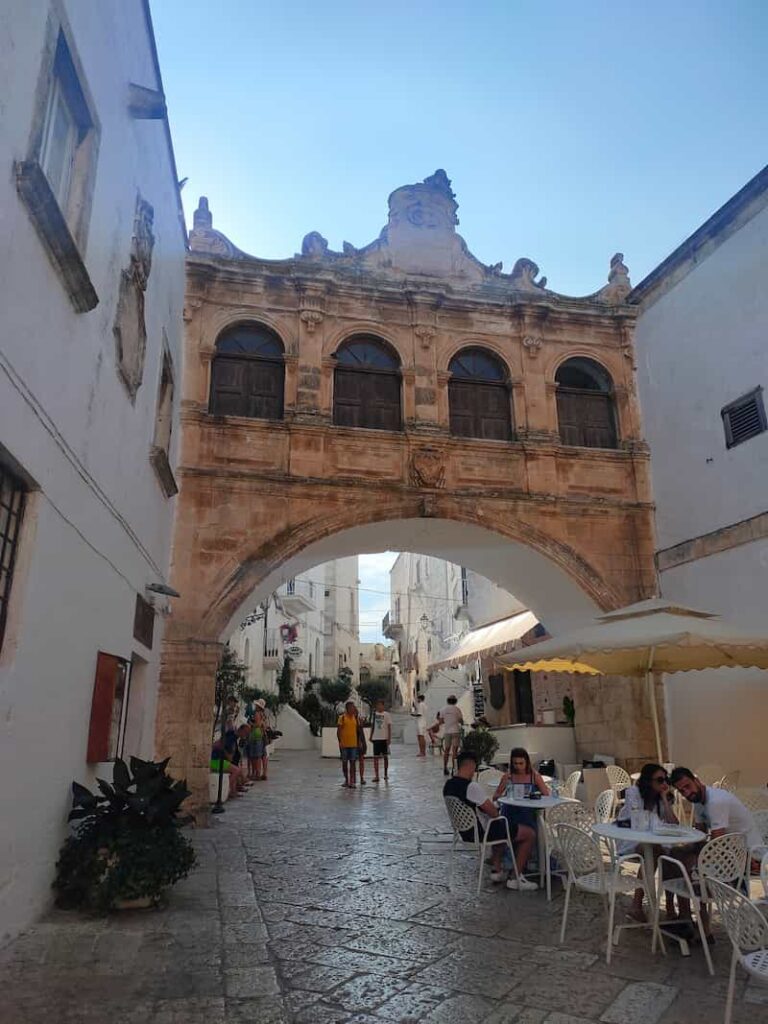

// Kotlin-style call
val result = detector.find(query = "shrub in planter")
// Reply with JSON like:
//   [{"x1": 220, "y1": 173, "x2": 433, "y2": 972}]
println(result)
[
  {"x1": 461, "y1": 725, "x2": 499, "y2": 767},
  {"x1": 53, "y1": 756, "x2": 196, "y2": 913}
]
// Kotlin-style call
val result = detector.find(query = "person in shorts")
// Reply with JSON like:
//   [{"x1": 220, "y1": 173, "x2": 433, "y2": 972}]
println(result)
[
  {"x1": 438, "y1": 695, "x2": 464, "y2": 776},
  {"x1": 369, "y1": 698, "x2": 392, "y2": 782},
  {"x1": 412, "y1": 694, "x2": 428, "y2": 757},
  {"x1": 337, "y1": 700, "x2": 359, "y2": 788}
]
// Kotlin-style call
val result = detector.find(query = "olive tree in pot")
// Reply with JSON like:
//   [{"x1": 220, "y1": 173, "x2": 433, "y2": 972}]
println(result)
[
  {"x1": 461, "y1": 724, "x2": 500, "y2": 768},
  {"x1": 53, "y1": 756, "x2": 196, "y2": 913}
]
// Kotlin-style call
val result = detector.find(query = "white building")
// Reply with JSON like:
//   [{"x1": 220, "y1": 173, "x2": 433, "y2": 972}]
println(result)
[
  {"x1": 632, "y1": 164, "x2": 768, "y2": 784},
  {"x1": 229, "y1": 557, "x2": 361, "y2": 696},
  {"x1": 0, "y1": 2, "x2": 186, "y2": 941},
  {"x1": 385, "y1": 552, "x2": 527, "y2": 725}
]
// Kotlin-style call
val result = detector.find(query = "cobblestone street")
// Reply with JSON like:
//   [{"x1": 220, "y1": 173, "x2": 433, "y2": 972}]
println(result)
[{"x1": 2, "y1": 747, "x2": 765, "y2": 1024}]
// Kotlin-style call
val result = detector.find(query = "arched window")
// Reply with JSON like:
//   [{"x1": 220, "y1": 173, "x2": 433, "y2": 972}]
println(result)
[
  {"x1": 333, "y1": 335, "x2": 401, "y2": 431},
  {"x1": 448, "y1": 347, "x2": 512, "y2": 440},
  {"x1": 555, "y1": 357, "x2": 617, "y2": 449},
  {"x1": 209, "y1": 323, "x2": 285, "y2": 420}
]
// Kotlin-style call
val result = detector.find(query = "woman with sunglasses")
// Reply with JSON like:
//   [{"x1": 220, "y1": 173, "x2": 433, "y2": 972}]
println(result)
[{"x1": 617, "y1": 763, "x2": 679, "y2": 922}]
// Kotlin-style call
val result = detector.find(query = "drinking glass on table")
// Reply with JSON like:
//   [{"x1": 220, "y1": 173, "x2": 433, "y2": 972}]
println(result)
[{"x1": 513, "y1": 784, "x2": 525, "y2": 800}]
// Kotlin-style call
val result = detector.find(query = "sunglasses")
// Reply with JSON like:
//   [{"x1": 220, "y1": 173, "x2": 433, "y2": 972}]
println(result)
[{"x1": 652, "y1": 775, "x2": 668, "y2": 783}]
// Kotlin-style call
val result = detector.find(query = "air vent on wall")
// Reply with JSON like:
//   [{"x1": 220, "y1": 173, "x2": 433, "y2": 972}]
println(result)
[{"x1": 721, "y1": 387, "x2": 767, "y2": 449}]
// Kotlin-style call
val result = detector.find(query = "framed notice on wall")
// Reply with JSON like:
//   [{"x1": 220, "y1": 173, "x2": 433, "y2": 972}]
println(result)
[{"x1": 86, "y1": 652, "x2": 129, "y2": 763}]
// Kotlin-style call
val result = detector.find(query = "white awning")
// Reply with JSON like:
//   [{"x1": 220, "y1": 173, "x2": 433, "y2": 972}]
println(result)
[{"x1": 428, "y1": 610, "x2": 538, "y2": 670}]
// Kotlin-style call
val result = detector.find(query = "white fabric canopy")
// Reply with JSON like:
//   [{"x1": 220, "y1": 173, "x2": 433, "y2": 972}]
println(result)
[{"x1": 428, "y1": 610, "x2": 538, "y2": 669}]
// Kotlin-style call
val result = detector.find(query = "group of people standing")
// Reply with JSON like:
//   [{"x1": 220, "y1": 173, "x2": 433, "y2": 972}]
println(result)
[
  {"x1": 211, "y1": 696, "x2": 276, "y2": 798},
  {"x1": 336, "y1": 698, "x2": 393, "y2": 788}
]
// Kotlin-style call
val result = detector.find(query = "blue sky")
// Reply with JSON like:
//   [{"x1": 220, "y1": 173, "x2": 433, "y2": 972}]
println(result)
[{"x1": 151, "y1": 1, "x2": 767, "y2": 640}]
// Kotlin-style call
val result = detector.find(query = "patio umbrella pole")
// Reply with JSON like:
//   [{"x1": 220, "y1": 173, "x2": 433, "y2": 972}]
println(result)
[{"x1": 646, "y1": 645, "x2": 664, "y2": 764}]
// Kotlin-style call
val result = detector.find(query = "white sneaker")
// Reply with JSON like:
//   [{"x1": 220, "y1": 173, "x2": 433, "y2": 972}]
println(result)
[
  {"x1": 489, "y1": 870, "x2": 505, "y2": 883},
  {"x1": 506, "y1": 877, "x2": 538, "y2": 892}
]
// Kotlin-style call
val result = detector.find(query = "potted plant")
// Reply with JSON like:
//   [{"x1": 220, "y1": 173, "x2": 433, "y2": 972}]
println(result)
[
  {"x1": 53, "y1": 756, "x2": 196, "y2": 913},
  {"x1": 563, "y1": 695, "x2": 576, "y2": 727},
  {"x1": 461, "y1": 723, "x2": 500, "y2": 768}
]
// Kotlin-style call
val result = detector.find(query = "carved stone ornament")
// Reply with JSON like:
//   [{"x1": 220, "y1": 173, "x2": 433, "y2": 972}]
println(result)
[
  {"x1": 300, "y1": 309, "x2": 324, "y2": 332},
  {"x1": 510, "y1": 258, "x2": 547, "y2": 291},
  {"x1": 419, "y1": 496, "x2": 437, "y2": 518},
  {"x1": 188, "y1": 197, "x2": 248, "y2": 259},
  {"x1": 410, "y1": 447, "x2": 445, "y2": 489},
  {"x1": 414, "y1": 325, "x2": 436, "y2": 350},
  {"x1": 597, "y1": 252, "x2": 632, "y2": 304},
  {"x1": 522, "y1": 335, "x2": 543, "y2": 356},
  {"x1": 114, "y1": 193, "x2": 155, "y2": 398}
]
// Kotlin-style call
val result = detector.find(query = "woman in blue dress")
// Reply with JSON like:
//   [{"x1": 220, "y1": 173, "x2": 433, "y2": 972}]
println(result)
[{"x1": 493, "y1": 748, "x2": 551, "y2": 833}]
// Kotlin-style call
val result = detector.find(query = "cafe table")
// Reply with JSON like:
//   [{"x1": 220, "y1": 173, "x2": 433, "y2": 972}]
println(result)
[
  {"x1": 497, "y1": 793, "x2": 576, "y2": 894},
  {"x1": 592, "y1": 820, "x2": 704, "y2": 956}
]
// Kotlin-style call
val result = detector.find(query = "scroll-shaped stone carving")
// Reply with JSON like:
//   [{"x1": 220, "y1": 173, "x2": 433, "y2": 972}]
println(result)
[
  {"x1": 414, "y1": 325, "x2": 436, "y2": 350},
  {"x1": 114, "y1": 194, "x2": 155, "y2": 398},
  {"x1": 597, "y1": 252, "x2": 632, "y2": 304},
  {"x1": 410, "y1": 447, "x2": 445, "y2": 489},
  {"x1": 509, "y1": 257, "x2": 547, "y2": 291},
  {"x1": 522, "y1": 335, "x2": 543, "y2": 356}
]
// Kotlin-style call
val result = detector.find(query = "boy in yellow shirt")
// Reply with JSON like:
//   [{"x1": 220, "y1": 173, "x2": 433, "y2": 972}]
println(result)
[{"x1": 337, "y1": 700, "x2": 360, "y2": 788}]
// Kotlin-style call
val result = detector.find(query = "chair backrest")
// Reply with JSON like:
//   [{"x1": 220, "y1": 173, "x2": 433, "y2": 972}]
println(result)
[
  {"x1": 605, "y1": 764, "x2": 631, "y2": 793},
  {"x1": 698, "y1": 833, "x2": 748, "y2": 894},
  {"x1": 444, "y1": 795, "x2": 478, "y2": 839},
  {"x1": 694, "y1": 763, "x2": 726, "y2": 786},
  {"x1": 706, "y1": 877, "x2": 768, "y2": 954},
  {"x1": 735, "y1": 788, "x2": 768, "y2": 812},
  {"x1": 712, "y1": 771, "x2": 741, "y2": 792},
  {"x1": 547, "y1": 800, "x2": 594, "y2": 830},
  {"x1": 753, "y1": 809, "x2": 768, "y2": 845},
  {"x1": 671, "y1": 788, "x2": 694, "y2": 827},
  {"x1": 761, "y1": 851, "x2": 768, "y2": 899},
  {"x1": 555, "y1": 823, "x2": 604, "y2": 883},
  {"x1": 594, "y1": 788, "x2": 616, "y2": 824},
  {"x1": 561, "y1": 770, "x2": 581, "y2": 799}
]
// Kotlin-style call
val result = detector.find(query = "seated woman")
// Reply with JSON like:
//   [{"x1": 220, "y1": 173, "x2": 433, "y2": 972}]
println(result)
[
  {"x1": 617, "y1": 762, "x2": 678, "y2": 922},
  {"x1": 494, "y1": 746, "x2": 550, "y2": 816}
]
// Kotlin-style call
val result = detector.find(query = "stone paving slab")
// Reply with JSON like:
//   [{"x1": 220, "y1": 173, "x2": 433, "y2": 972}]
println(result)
[{"x1": 0, "y1": 746, "x2": 762, "y2": 1023}]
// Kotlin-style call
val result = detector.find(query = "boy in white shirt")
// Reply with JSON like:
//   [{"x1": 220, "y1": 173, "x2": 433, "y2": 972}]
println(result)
[
  {"x1": 437, "y1": 696, "x2": 464, "y2": 776},
  {"x1": 369, "y1": 699, "x2": 393, "y2": 782}
]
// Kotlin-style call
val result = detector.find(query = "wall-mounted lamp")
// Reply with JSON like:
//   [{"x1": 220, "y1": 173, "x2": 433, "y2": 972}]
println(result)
[{"x1": 146, "y1": 582, "x2": 181, "y2": 598}]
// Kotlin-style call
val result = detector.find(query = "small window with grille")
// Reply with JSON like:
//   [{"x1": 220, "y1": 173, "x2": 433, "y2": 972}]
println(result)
[
  {"x1": 721, "y1": 387, "x2": 767, "y2": 449},
  {"x1": 0, "y1": 465, "x2": 26, "y2": 652}
]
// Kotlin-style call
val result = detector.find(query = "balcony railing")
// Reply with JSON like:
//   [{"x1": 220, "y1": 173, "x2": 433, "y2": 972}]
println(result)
[
  {"x1": 264, "y1": 629, "x2": 281, "y2": 668},
  {"x1": 382, "y1": 611, "x2": 404, "y2": 639},
  {"x1": 281, "y1": 578, "x2": 317, "y2": 616}
]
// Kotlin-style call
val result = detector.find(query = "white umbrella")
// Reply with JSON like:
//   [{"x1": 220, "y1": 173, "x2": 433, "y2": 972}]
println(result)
[{"x1": 496, "y1": 598, "x2": 768, "y2": 762}]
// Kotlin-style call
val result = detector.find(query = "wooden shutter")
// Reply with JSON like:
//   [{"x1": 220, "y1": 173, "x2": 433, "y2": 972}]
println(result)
[
  {"x1": 210, "y1": 358, "x2": 248, "y2": 416},
  {"x1": 368, "y1": 372, "x2": 401, "y2": 430},
  {"x1": 87, "y1": 652, "x2": 125, "y2": 762},
  {"x1": 557, "y1": 390, "x2": 616, "y2": 448},
  {"x1": 450, "y1": 381, "x2": 511, "y2": 439},
  {"x1": 334, "y1": 368, "x2": 364, "y2": 427},
  {"x1": 248, "y1": 360, "x2": 284, "y2": 420}
]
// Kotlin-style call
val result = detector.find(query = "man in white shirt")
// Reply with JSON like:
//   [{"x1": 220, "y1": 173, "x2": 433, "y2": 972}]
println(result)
[
  {"x1": 437, "y1": 696, "x2": 464, "y2": 776},
  {"x1": 443, "y1": 751, "x2": 537, "y2": 890},
  {"x1": 671, "y1": 767, "x2": 762, "y2": 850},
  {"x1": 412, "y1": 694, "x2": 428, "y2": 757}
]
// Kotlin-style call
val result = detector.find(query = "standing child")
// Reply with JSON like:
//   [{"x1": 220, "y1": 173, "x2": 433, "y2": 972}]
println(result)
[
  {"x1": 337, "y1": 700, "x2": 359, "y2": 788},
  {"x1": 369, "y1": 698, "x2": 392, "y2": 782}
]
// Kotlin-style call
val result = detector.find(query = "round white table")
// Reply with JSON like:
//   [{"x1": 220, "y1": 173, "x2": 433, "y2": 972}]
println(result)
[
  {"x1": 592, "y1": 821, "x2": 704, "y2": 956},
  {"x1": 497, "y1": 794, "x2": 575, "y2": 892}
]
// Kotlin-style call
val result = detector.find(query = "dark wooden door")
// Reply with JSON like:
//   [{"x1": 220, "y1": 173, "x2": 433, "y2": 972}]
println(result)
[
  {"x1": 513, "y1": 670, "x2": 534, "y2": 724},
  {"x1": 556, "y1": 389, "x2": 616, "y2": 448},
  {"x1": 334, "y1": 368, "x2": 401, "y2": 430},
  {"x1": 210, "y1": 357, "x2": 284, "y2": 419},
  {"x1": 449, "y1": 381, "x2": 511, "y2": 439}
]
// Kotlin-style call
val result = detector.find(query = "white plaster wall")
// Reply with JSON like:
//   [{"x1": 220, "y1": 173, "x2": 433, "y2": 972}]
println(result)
[
  {"x1": 0, "y1": 2, "x2": 185, "y2": 942},
  {"x1": 634, "y1": 196, "x2": 768, "y2": 787},
  {"x1": 661, "y1": 542, "x2": 768, "y2": 785},
  {"x1": 634, "y1": 201, "x2": 768, "y2": 549},
  {"x1": 465, "y1": 570, "x2": 526, "y2": 628}
]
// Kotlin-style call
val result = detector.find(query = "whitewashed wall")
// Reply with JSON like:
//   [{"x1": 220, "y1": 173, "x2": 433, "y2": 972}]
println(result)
[
  {"x1": 0, "y1": 1, "x2": 185, "y2": 941},
  {"x1": 634, "y1": 194, "x2": 768, "y2": 785}
]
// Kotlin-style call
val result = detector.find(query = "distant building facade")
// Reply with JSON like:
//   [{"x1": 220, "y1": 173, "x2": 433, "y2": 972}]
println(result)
[
  {"x1": 632, "y1": 164, "x2": 768, "y2": 784},
  {"x1": 0, "y1": 1, "x2": 186, "y2": 940}
]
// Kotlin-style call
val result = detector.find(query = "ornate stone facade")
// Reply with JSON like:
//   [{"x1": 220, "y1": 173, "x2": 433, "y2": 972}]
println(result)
[{"x1": 157, "y1": 171, "x2": 657, "y2": 813}]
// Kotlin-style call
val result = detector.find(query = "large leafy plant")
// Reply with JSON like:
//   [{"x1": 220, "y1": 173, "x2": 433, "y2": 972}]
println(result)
[
  {"x1": 53, "y1": 756, "x2": 196, "y2": 913},
  {"x1": 461, "y1": 725, "x2": 499, "y2": 767}
]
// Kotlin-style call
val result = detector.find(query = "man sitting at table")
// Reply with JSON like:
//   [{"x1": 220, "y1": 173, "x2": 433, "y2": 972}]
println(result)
[
  {"x1": 670, "y1": 766, "x2": 762, "y2": 942},
  {"x1": 443, "y1": 750, "x2": 538, "y2": 891}
]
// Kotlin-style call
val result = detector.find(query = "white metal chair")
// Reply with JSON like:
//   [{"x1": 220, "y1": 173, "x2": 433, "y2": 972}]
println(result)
[
  {"x1": 605, "y1": 764, "x2": 631, "y2": 804},
  {"x1": 736, "y1": 788, "x2": 768, "y2": 812},
  {"x1": 672, "y1": 787, "x2": 694, "y2": 827},
  {"x1": 695, "y1": 763, "x2": 727, "y2": 786},
  {"x1": 443, "y1": 796, "x2": 519, "y2": 894},
  {"x1": 761, "y1": 852, "x2": 768, "y2": 901},
  {"x1": 547, "y1": 799, "x2": 594, "y2": 831},
  {"x1": 594, "y1": 788, "x2": 616, "y2": 824},
  {"x1": 555, "y1": 823, "x2": 653, "y2": 963},
  {"x1": 750, "y1": 810, "x2": 768, "y2": 862},
  {"x1": 706, "y1": 877, "x2": 768, "y2": 1024},
  {"x1": 713, "y1": 771, "x2": 741, "y2": 793},
  {"x1": 560, "y1": 770, "x2": 581, "y2": 799},
  {"x1": 540, "y1": 815, "x2": 570, "y2": 902},
  {"x1": 656, "y1": 833, "x2": 749, "y2": 976}
]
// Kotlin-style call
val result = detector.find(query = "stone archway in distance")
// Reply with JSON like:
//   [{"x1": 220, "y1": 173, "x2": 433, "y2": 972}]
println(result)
[{"x1": 157, "y1": 171, "x2": 657, "y2": 814}]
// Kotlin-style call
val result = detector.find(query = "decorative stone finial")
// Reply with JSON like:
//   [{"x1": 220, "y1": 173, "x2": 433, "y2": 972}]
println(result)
[
  {"x1": 597, "y1": 252, "x2": 632, "y2": 303},
  {"x1": 193, "y1": 196, "x2": 212, "y2": 230},
  {"x1": 301, "y1": 231, "x2": 330, "y2": 258},
  {"x1": 510, "y1": 258, "x2": 547, "y2": 291},
  {"x1": 423, "y1": 169, "x2": 455, "y2": 200}
]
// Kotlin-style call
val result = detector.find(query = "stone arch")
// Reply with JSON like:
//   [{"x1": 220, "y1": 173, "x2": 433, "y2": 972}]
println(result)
[
  {"x1": 323, "y1": 321, "x2": 406, "y2": 362},
  {"x1": 201, "y1": 307, "x2": 297, "y2": 356},
  {"x1": 439, "y1": 335, "x2": 519, "y2": 377},
  {"x1": 197, "y1": 498, "x2": 625, "y2": 644}
]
